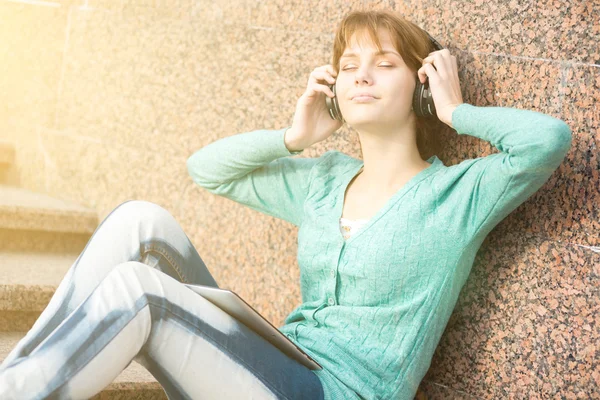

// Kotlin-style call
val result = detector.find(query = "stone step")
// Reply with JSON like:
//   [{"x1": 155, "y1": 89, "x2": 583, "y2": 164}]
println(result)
[
  {"x1": 0, "y1": 251, "x2": 77, "y2": 331},
  {"x1": 0, "y1": 185, "x2": 98, "y2": 235},
  {"x1": 0, "y1": 227, "x2": 90, "y2": 254},
  {"x1": 0, "y1": 331, "x2": 167, "y2": 399},
  {"x1": 0, "y1": 141, "x2": 15, "y2": 167},
  {"x1": 0, "y1": 142, "x2": 17, "y2": 186}
]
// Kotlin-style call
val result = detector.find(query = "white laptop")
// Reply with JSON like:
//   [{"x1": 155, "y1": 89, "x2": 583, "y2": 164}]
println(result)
[{"x1": 184, "y1": 283, "x2": 322, "y2": 371}]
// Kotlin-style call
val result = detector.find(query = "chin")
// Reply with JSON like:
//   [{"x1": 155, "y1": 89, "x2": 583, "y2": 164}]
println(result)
[{"x1": 346, "y1": 112, "x2": 387, "y2": 125}]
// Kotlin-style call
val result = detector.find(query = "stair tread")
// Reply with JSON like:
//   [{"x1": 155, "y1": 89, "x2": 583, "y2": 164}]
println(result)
[
  {"x1": 0, "y1": 185, "x2": 98, "y2": 234},
  {"x1": 0, "y1": 141, "x2": 15, "y2": 165},
  {"x1": 0, "y1": 252, "x2": 84, "y2": 314},
  {"x1": 0, "y1": 251, "x2": 76, "y2": 287},
  {"x1": 0, "y1": 331, "x2": 163, "y2": 389},
  {"x1": 0, "y1": 185, "x2": 95, "y2": 213}
]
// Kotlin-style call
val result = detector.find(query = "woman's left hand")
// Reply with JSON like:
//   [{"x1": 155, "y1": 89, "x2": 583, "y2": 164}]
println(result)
[{"x1": 417, "y1": 49, "x2": 464, "y2": 128}]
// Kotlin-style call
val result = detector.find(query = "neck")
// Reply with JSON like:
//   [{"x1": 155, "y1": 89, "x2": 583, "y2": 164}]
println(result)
[{"x1": 354, "y1": 125, "x2": 430, "y2": 194}]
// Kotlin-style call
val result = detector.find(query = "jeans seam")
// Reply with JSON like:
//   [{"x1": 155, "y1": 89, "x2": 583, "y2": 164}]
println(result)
[
  {"x1": 145, "y1": 298, "x2": 292, "y2": 400},
  {"x1": 144, "y1": 244, "x2": 188, "y2": 283},
  {"x1": 36, "y1": 292, "x2": 292, "y2": 400},
  {"x1": 39, "y1": 297, "x2": 150, "y2": 399}
]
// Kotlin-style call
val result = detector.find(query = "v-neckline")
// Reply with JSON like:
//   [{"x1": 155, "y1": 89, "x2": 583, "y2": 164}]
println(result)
[{"x1": 336, "y1": 154, "x2": 443, "y2": 245}]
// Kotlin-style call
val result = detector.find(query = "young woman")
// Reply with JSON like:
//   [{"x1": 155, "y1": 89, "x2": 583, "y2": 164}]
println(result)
[{"x1": 0, "y1": 9, "x2": 571, "y2": 400}]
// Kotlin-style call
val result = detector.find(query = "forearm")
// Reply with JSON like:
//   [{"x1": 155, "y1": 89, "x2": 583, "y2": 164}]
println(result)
[
  {"x1": 283, "y1": 127, "x2": 307, "y2": 153},
  {"x1": 187, "y1": 127, "x2": 303, "y2": 188},
  {"x1": 451, "y1": 103, "x2": 572, "y2": 172}
]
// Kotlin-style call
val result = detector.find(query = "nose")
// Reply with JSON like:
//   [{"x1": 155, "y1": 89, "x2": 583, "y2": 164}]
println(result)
[{"x1": 354, "y1": 67, "x2": 373, "y2": 85}]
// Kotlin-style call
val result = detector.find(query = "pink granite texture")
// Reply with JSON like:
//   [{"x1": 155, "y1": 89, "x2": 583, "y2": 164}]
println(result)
[
  {"x1": 368, "y1": 0, "x2": 599, "y2": 398},
  {"x1": 0, "y1": 0, "x2": 597, "y2": 398}
]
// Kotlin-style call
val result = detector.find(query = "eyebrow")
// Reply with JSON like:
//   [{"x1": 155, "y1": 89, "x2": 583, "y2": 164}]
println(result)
[{"x1": 340, "y1": 50, "x2": 401, "y2": 59}]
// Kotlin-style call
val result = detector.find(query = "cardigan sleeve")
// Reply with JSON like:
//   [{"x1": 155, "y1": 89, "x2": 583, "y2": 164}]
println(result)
[
  {"x1": 186, "y1": 126, "x2": 317, "y2": 227},
  {"x1": 450, "y1": 103, "x2": 572, "y2": 239}
]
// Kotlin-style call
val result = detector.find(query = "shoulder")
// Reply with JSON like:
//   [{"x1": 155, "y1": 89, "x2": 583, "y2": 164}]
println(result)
[
  {"x1": 316, "y1": 150, "x2": 361, "y2": 172},
  {"x1": 442, "y1": 153, "x2": 504, "y2": 178},
  {"x1": 427, "y1": 154, "x2": 503, "y2": 199},
  {"x1": 305, "y1": 150, "x2": 360, "y2": 199}
]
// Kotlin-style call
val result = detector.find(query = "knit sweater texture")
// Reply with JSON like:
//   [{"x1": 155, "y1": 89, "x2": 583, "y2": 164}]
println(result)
[{"x1": 186, "y1": 103, "x2": 572, "y2": 399}]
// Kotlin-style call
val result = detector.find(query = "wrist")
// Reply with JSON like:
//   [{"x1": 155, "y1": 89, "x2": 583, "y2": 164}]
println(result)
[
  {"x1": 440, "y1": 103, "x2": 463, "y2": 129},
  {"x1": 284, "y1": 127, "x2": 305, "y2": 152}
]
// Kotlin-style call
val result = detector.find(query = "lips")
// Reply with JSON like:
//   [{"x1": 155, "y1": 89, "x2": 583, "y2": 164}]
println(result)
[{"x1": 351, "y1": 93, "x2": 377, "y2": 100}]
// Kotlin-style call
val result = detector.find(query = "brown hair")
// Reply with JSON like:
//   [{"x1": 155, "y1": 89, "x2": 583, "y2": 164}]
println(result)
[{"x1": 331, "y1": 10, "x2": 441, "y2": 159}]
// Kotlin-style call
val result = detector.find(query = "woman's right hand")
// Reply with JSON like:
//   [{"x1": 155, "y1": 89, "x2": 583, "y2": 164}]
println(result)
[{"x1": 284, "y1": 64, "x2": 344, "y2": 152}]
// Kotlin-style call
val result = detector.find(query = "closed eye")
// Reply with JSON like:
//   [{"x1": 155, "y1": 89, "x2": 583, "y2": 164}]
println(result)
[{"x1": 342, "y1": 65, "x2": 393, "y2": 71}]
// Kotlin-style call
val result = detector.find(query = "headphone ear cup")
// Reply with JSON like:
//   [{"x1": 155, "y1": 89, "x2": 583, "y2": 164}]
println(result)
[
  {"x1": 412, "y1": 79, "x2": 424, "y2": 117},
  {"x1": 412, "y1": 79, "x2": 437, "y2": 119},
  {"x1": 326, "y1": 83, "x2": 344, "y2": 122}
]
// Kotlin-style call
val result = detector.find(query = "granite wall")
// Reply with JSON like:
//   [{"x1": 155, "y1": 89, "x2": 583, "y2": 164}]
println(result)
[{"x1": 1, "y1": 0, "x2": 598, "y2": 398}]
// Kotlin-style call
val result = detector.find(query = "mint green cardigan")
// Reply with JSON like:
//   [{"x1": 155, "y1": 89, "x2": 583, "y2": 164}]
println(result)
[{"x1": 186, "y1": 103, "x2": 572, "y2": 400}]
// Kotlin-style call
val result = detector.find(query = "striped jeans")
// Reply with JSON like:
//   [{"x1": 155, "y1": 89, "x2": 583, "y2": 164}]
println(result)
[{"x1": 0, "y1": 200, "x2": 324, "y2": 400}]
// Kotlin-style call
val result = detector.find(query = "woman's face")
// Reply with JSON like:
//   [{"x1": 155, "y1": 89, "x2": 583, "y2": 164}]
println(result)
[{"x1": 336, "y1": 28, "x2": 416, "y2": 130}]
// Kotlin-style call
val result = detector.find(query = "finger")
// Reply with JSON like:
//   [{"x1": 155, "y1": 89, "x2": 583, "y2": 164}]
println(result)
[
  {"x1": 418, "y1": 63, "x2": 438, "y2": 84},
  {"x1": 326, "y1": 64, "x2": 337, "y2": 77},
  {"x1": 309, "y1": 82, "x2": 335, "y2": 97},
  {"x1": 423, "y1": 50, "x2": 451, "y2": 67},
  {"x1": 311, "y1": 70, "x2": 336, "y2": 84},
  {"x1": 451, "y1": 55, "x2": 458, "y2": 78},
  {"x1": 422, "y1": 55, "x2": 440, "y2": 70},
  {"x1": 440, "y1": 49, "x2": 453, "y2": 69},
  {"x1": 423, "y1": 49, "x2": 442, "y2": 63},
  {"x1": 426, "y1": 49, "x2": 450, "y2": 58},
  {"x1": 430, "y1": 52, "x2": 448, "y2": 79},
  {"x1": 417, "y1": 64, "x2": 426, "y2": 84},
  {"x1": 315, "y1": 64, "x2": 337, "y2": 77},
  {"x1": 417, "y1": 61, "x2": 435, "y2": 83},
  {"x1": 424, "y1": 63, "x2": 439, "y2": 81}
]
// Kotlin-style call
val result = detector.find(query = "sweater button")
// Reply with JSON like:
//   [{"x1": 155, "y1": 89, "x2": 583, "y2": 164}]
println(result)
[
  {"x1": 328, "y1": 297, "x2": 335, "y2": 306},
  {"x1": 330, "y1": 270, "x2": 335, "y2": 277}
]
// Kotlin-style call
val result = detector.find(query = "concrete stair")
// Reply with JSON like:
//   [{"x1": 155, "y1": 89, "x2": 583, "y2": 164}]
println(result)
[
  {"x1": 0, "y1": 141, "x2": 17, "y2": 187},
  {"x1": 0, "y1": 251, "x2": 77, "y2": 331},
  {"x1": 0, "y1": 142, "x2": 167, "y2": 398},
  {"x1": 0, "y1": 141, "x2": 15, "y2": 167}
]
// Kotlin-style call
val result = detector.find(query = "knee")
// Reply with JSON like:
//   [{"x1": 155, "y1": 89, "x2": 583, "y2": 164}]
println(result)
[
  {"x1": 107, "y1": 262, "x2": 180, "y2": 319},
  {"x1": 115, "y1": 199, "x2": 165, "y2": 215},
  {"x1": 111, "y1": 200, "x2": 174, "y2": 224},
  {"x1": 109, "y1": 261, "x2": 154, "y2": 290}
]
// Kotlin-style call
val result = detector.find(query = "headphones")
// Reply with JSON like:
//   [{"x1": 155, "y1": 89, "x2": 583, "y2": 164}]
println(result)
[{"x1": 326, "y1": 29, "x2": 444, "y2": 122}]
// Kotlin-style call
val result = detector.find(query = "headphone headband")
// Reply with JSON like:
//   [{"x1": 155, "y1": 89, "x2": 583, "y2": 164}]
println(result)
[
  {"x1": 325, "y1": 28, "x2": 447, "y2": 122},
  {"x1": 411, "y1": 29, "x2": 445, "y2": 118},
  {"x1": 423, "y1": 30, "x2": 444, "y2": 51}
]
